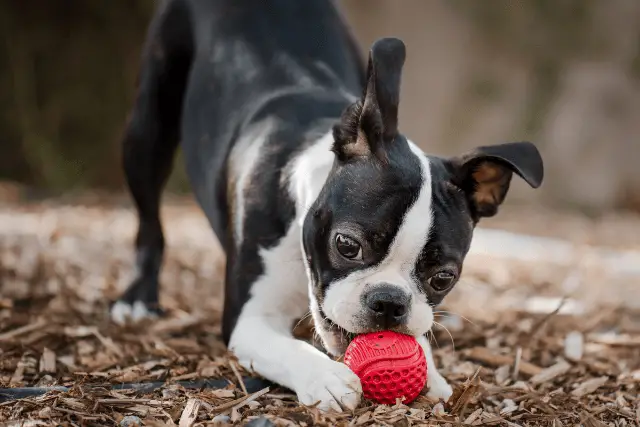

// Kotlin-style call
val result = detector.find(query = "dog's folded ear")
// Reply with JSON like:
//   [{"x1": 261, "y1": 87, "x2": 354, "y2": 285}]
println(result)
[
  {"x1": 332, "y1": 37, "x2": 406, "y2": 163},
  {"x1": 452, "y1": 141, "x2": 544, "y2": 219}
]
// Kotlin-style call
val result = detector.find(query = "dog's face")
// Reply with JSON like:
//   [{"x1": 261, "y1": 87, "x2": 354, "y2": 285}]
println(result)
[{"x1": 301, "y1": 38, "x2": 544, "y2": 355}]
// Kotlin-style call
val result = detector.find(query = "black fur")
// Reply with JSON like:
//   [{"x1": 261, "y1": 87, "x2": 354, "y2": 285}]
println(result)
[
  {"x1": 332, "y1": 37, "x2": 407, "y2": 163},
  {"x1": 452, "y1": 142, "x2": 545, "y2": 219},
  {"x1": 115, "y1": 0, "x2": 365, "y2": 344},
  {"x1": 413, "y1": 158, "x2": 475, "y2": 306}
]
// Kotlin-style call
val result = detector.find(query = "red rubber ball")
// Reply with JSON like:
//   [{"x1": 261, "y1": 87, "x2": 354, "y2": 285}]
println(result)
[{"x1": 344, "y1": 331, "x2": 427, "y2": 405}]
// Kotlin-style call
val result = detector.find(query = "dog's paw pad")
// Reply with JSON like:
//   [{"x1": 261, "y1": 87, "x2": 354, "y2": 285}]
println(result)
[
  {"x1": 110, "y1": 300, "x2": 159, "y2": 324},
  {"x1": 296, "y1": 361, "x2": 362, "y2": 412}
]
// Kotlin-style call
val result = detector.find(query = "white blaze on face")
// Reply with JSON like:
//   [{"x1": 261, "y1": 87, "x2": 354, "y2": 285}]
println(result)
[{"x1": 321, "y1": 142, "x2": 435, "y2": 336}]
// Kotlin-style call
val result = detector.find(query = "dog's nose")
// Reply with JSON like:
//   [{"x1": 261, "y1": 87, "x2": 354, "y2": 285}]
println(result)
[{"x1": 364, "y1": 284, "x2": 410, "y2": 328}]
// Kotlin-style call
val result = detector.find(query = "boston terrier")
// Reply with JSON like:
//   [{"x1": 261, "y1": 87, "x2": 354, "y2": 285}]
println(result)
[{"x1": 111, "y1": 0, "x2": 544, "y2": 412}]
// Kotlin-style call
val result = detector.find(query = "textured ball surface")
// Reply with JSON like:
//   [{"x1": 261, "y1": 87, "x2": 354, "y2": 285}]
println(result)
[{"x1": 344, "y1": 331, "x2": 427, "y2": 405}]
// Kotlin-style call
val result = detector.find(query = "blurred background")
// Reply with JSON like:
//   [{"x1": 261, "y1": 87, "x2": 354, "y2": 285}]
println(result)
[{"x1": 2, "y1": 0, "x2": 640, "y2": 214}]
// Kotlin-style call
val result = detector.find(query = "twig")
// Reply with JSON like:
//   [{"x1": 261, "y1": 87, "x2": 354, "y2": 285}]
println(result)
[
  {"x1": 464, "y1": 347, "x2": 542, "y2": 377},
  {"x1": 209, "y1": 387, "x2": 270, "y2": 414},
  {"x1": 229, "y1": 360, "x2": 248, "y2": 395},
  {"x1": 512, "y1": 347, "x2": 522, "y2": 380},
  {"x1": 526, "y1": 297, "x2": 567, "y2": 341},
  {"x1": 231, "y1": 386, "x2": 270, "y2": 412},
  {"x1": 51, "y1": 406, "x2": 101, "y2": 420},
  {"x1": 0, "y1": 319, "x2": 47, "y2": 341},
  {"x1": 96, "y1": 398, "x2": 161, "y2": 406}
]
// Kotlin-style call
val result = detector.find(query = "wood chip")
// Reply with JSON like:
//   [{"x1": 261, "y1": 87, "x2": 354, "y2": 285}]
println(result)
[
  {"x1": 530, "y1": 359, "x2": 571, "y2": 385},
  {"x1": 588, "y1": 332, "x2": 640, "y2": 347},
  {"x1": 499, "y1": 399, "x2": 518, "y2": 416},
  {"x1": 178, "y1": 399, "x2": 201, "y2": 427},
  {"x1": 0, "y1": 319, "x2": 47, "y2": 341},
  {"x1": 464, "y1": 408, "x2": 483, "y2": 424},
  {"x1": 571, "y1": 376, "x2": 608, "y2": 397},
  {"x1": 564, "y1": 331, "x2": 584, "y2": 361},
  {"x1": 10, "y1": 361, "x2": 25, "y2": 386},
  {"x1": 494, "y1": 365, "x2": 510, "y2": 385},
  {"x1": 93, "y1": 330, "x2": 124, "y2": 358},
  {"x1": 465, "y1": 347, "x2": 542, "y2": 377},
  {"x1": 39, "y1": 347, "x2": 56, "y2": 374},
  {"x1": 151, "y1": 315, "x2": 202, "y2": 334}
]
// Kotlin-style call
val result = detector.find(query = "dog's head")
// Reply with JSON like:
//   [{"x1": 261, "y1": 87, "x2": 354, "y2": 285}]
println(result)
[{"x1": 301, "y1": 38, "x2": 544, "y2": 355}]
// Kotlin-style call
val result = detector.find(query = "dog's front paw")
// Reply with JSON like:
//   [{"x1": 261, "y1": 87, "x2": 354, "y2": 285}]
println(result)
[
  {"x1": 425, "y1": 371, "x2": 453, "y2": 402},
  {"x1": 295, "y1": 360, "x2": 362, "y2": 412}
]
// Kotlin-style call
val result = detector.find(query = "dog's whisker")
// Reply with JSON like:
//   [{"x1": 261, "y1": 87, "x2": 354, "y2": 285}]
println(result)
[
  {"x1": 428, "y1": 329, "x2": 439, "y2": 349},
  {"x1": 433, "y1": 310, "x2": 477, "y2": 327},
  {"x1": 293, "y1": 311, "x2": 313, "y2": 331},
  {"x1": 432, "y1": 320, "x2": 455, "y2": 352}
]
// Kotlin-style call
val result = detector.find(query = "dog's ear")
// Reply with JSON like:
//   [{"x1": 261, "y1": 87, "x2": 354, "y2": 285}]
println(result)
[
  {"x1": 332, "y1": 37, "x2": 406, "y2": 163},
  {"x1": 452, "y1": 141, "x2": 544, "y2": 219}
]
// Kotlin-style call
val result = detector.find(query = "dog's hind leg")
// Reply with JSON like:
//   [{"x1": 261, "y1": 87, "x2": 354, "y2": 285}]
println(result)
[{"x1": 111, "y1": 1, "x2": 193, "y2": 323}]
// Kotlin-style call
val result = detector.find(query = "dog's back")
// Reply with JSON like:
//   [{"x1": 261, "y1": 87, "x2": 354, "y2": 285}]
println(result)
[{"x1": 150, "y1": 0, "x2": 364, "y2": 238}]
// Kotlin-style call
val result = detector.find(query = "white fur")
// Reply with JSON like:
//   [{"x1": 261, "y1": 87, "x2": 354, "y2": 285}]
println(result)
[
  {"x1": 110, "y1": 300, "x2": 157, "y2": 324},
  {"x1": 319, "y1": 143, "x2": 435, "y2": 341},
  {"x1": 289, "y1": 131, "x2": 336, "y2": 223},
  {"x1": 417, "y1": 335, "x2": 453, "y2": 401},
  {"x1": 229, "y1": 120, "x2": 275, "y2": 247}
]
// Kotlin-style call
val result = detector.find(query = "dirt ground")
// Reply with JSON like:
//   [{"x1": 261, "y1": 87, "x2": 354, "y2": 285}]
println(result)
[{"x1": 1, "y1": 192, "x2": 639, "y2": 426}]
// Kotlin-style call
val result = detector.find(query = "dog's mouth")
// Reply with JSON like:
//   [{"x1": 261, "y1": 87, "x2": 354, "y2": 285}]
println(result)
[
  {"x1": 305, "y1": 312, "x2": 357, "y2": 355},
  {"x1": 315, "y1": 312, "x2": 415, "y2": 355},
  {"x1": 326, "y1": 317, "x2": 357, "y2": 343},
  {"x1": 292, "y1": 312, "x2": 356, "y2": 354}
]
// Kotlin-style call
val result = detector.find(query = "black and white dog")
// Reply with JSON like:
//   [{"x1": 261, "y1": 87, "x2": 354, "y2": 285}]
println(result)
[{"x1": 111, "y1": 0, "x2": 544, "y2": 412}]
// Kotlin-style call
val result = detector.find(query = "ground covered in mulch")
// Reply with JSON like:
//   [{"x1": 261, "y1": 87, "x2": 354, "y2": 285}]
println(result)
[{"x1": 1, "y1": 193, "x2": 639, "y2": 426}]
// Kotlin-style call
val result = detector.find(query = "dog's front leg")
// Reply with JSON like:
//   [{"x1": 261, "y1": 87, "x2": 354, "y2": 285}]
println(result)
[
  {"x1": 417, "y1": 335, "x2": 453, "y2": 401},
  {"x1": 229, "y1": 300, "x2": 362, "y2": 412}
]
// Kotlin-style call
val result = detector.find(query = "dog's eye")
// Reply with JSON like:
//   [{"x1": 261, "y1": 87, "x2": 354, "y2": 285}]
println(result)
[
  {"x1": 428, "y1": 272, "x2": 456, "y2": 292},
  {"x1": 335, "y1": 234, "x2": 362, "y2": 260}
]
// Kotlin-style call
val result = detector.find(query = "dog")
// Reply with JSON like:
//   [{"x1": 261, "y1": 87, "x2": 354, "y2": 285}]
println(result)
[{"x1": 110, "y1": 0, "x2": 544, "y2": 412}]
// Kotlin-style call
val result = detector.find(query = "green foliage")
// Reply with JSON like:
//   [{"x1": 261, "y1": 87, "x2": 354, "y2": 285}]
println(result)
[{"x1": 0, "y1": 0, "x2": 165, "y2": 193}]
